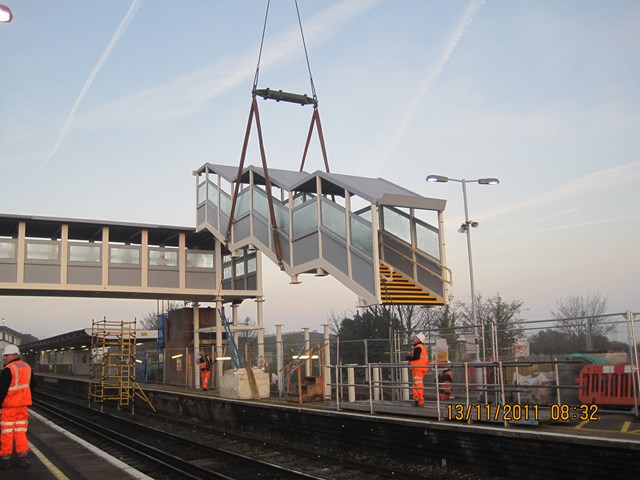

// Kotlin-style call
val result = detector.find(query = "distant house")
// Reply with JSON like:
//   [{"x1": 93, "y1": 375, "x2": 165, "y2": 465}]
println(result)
[{"x1": 0, "y1": 325, "x2": 38, "y2": 353}]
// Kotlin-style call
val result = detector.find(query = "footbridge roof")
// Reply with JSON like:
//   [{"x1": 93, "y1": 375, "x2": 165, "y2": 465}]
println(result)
[{"x1": 194, "y1": 163, "x2": 446, "y2": 211}]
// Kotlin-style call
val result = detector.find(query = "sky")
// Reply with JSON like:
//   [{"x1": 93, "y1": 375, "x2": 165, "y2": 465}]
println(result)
[{"x1": 1, "y1": 0, "x2": 639, "y2": 339}]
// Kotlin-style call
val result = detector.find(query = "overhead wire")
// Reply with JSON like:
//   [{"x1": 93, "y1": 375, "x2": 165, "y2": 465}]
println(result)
[
  {"x1": 295, "y1": 0, "x2": 317, "y2": 101},
  {"x1": 253, "y1": 0, "x2": 271, "y2": 91}
]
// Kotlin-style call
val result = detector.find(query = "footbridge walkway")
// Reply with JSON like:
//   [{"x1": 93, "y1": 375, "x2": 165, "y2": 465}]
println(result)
[
  {"x1": 195, "y1": 163, "x2": 451, "y2": 306},
  {"x1": 0, "y1": 213, "x2": 259, "y2": 304}
]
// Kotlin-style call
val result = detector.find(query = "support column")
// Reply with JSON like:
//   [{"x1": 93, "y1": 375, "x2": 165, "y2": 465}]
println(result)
[
  {"x1": 276, "y1": 324, "x2": 284, "y2": 397},
  {"x1": 60, "y1": 224, "x2": 68, "y2": 285},
  {"x1": 345, "y1": 192, "x2": 352, "y2": 279},
  {"x1": 304, "y1": 327, "x2": 311, "y2": 377},
  {"x1": 257, "y1": 296, "x2": 265, "y2": 362},
  {"x1": 323, "y1": 324, "x2": 331, "y2": 400},
  {"x1": 371, "y1": 203, "x2": 381, "y2": 302},
  {"x1": 141, "y1": 230, "x2": 148, "y2": 288},
  {"x1": 179, "y1": 232, "x2": 186, "y2": 289},
  {"x1": 16, "y1": 222, "x2": 26, "y2": 284},
  {"x1": 193, "y1": 302, "x2": 200, "y2": 389},
  {"x1": 101, "y1": 227, "x2": 109, "y2": 287},
  {"x1": 216, "y1": 297, "x2": 224, "y2": 389}
]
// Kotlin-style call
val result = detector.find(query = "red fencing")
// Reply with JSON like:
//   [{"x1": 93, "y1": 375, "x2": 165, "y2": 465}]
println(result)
[{"x1": 578, "y1": 364, "x2": 638, "y2": 406}]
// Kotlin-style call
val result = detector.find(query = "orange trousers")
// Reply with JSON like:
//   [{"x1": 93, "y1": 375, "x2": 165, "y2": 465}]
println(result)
[
  {"x1": 200, "y1": 370, "x2": 210, "y2": 389},
  {"x1": 411, "y1": 368, "x2": 427, "y2": 404},
  {"x1": 1, "y1": 406, "x2": 29, "y2": 458}
]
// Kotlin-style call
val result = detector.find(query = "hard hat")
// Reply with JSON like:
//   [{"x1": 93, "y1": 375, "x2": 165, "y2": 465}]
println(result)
[
  {"x1": 415, "y1": 333, "x2": 426, "y2": 343},
  {"x1": 3, "y1": 344, "x2": 20, "y2": 355}
]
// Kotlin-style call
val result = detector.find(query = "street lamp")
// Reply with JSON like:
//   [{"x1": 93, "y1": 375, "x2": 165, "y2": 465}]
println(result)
[
  {"x1": 0, "y1": 5, "x2": 12, "y2": 23},
  {"x1": 426, "y1": 174, "x2": 499, "y2": 363}
]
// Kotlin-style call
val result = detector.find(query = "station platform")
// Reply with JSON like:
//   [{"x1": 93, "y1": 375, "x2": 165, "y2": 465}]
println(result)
[
  {"x1": 29, "y1": 373, "x2": 640, "y2": 478},
  {"x1": 2, "y1": 410, "x2": 151, "y2": 480}
]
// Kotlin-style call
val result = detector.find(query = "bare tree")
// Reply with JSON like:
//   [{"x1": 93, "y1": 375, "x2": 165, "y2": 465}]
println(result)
[
  {"x1": 456, "y1": 293, "x2": 525, "y2": 360},
  {"x1": 551, "y1": 292, "x2": 611, "y2": 351},
  {"x1": 139, "y1": 300, "x2": 186, "y2": 330}
]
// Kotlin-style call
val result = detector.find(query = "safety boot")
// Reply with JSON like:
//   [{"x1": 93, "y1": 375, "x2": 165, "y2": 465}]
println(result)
[
  {"x1": 1, "y1": 457, "x2": 10, "y2": 469},
  {"x1": 18, "y1": 456, "x2": 30, "y2": 468}
]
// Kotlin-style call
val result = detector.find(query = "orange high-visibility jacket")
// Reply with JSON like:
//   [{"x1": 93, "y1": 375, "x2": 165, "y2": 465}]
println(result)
[
  {"x1": 409, "y1": 343, "x2": 429, "y2": 371},
  {"x1": 2, "y1": 360, "x2": 32, "y2": 407}
]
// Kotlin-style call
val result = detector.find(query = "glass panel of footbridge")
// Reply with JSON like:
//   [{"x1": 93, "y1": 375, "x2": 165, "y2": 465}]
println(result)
[
  {"x1": 320, "y1": 198, "x2": 346, "y2": 239},
  {"x1": 236, "y1": 188, "x2": 251, "y2": 218},
  {"x1": 350, "y1": 213, "x2": 373, "y2": 255},
  {"x1": 292, "y1": 198, "x2": 318, "y2": 238}
]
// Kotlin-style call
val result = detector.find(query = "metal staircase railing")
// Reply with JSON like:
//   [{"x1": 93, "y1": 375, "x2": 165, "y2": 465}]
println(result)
[{"x1": 219, "y1": 308, "x2": 242, "y2": 369}]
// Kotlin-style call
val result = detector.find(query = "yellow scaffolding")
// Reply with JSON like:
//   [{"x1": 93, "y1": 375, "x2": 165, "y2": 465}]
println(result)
[{"x1": 88, "y1": 318, "x2": 155, "y2": 412}]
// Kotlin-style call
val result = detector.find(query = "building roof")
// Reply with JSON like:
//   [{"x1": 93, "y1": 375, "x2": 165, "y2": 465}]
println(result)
[
  {"x1": 0, "y1": 213, "x2": 215, "y2": 249},
  {"x1": 194, "y1": 163, "x2": 446, "y2": 211},
  {"x1": 19, "y1": 328, "x2": 158, "y2": 352},
  {"x1": 0, "y1": 325, "x2": 39, "y2": 344}
]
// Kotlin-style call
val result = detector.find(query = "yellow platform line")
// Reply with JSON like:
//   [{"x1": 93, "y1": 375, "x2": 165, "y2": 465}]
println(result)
[{"x1": 29, "y1": 441, "x2": 71, "y2": 480}]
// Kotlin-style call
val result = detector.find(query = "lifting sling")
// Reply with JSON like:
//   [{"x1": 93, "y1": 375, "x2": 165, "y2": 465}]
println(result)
[{"x1": 225, "y1": 0, "x2": 332, "y2": 268}]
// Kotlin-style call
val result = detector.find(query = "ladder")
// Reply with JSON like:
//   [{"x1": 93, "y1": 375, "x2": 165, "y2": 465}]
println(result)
[{"x1": 219, "y1": 308, "x2": 242, "y2": 369}]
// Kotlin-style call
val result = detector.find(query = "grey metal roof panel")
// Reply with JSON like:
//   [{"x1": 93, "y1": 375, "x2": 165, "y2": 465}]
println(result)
[
  {"x1": 0, "y1": 213, "x2": 216, "y2": 248},
  {"x1": 195, "y1": 163, "x2": 446, "y2": 211},
  {"x1": 246, "y1": 166, "x2": 310, "y2": 190},
  {"x1": 314, "y1": 171, "x2": 417, "y2": 201}
]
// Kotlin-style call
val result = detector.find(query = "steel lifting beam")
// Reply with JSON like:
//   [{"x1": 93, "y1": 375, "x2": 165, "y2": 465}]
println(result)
[{"x1": 253, "y1": 88, "x2": 316, "y2": 106}]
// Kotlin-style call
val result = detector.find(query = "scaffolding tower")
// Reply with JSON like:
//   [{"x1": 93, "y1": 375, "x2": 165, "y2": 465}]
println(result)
[{"x1": 88, "y1": 318, "x2": 155, "y2": 412}]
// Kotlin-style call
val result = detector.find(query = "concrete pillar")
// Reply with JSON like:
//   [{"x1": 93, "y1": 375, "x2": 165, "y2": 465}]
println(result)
[
  {"x1": 276, "y1": 324, "x2": 284, "y2": 397},
  {"x1": 16, "y1": 222, "x2": 25, "y2": 284},
  {"x1": 193, "y1": 302, "x2": 200, "y2": 389},
  {"x1": 348, "y1": 366, "x2": 355, "y2": 402},
  {"x1": 257, "y1": 297, "x2": 265, "y2": 361},
  {"x1": 401, "y1": 365, "x2": 410, "y2": 401},
  {"x1": 216, "y1": 298, "x2": 223, "y2": 389},
  {"x1": 100, "y1": 227, "x2": 109, "y2": 287},
  {"x1": 373, "y1": 367, "x2": 381, "y2": 401},
  {"x1": 141, "y1": 230, "x2": 148, "y2": 288},
  {"x1": 60, "y1": 224, "x2": 68, "y2": 285},
  {"x1": 304, "y1": 327, "x2": 311, "y2": 377},
  {"x1": 323, "y1": 324, "x2": 331, "y2": 400}
]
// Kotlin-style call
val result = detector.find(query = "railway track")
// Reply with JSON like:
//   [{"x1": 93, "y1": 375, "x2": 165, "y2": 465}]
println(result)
[{"x1": 33, "y1": 392, "x2": 448, "y2": 480}]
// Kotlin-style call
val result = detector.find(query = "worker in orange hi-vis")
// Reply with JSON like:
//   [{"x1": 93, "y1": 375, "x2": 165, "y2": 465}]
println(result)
[
  {"x1": 406, "y1": 334, "x2": 429, "y2": 406},
  {"x1": 1, "y1": 344, "x2": 36, "y2": 470},
  {"x1": 198, "y1": 350, "x2": 212, "y2": 391},
  {"x1": 438, "y1": 363, "x2": 453, "y2": 401}
]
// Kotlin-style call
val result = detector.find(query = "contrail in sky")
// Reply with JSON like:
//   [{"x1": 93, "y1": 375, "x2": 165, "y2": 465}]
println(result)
[
  {"x1": 39, "y1": 0, "x2": 143, "y2": 172},
  {"x1": 79, "y1": 0, "x2": 380, "y2": 130},
  {"x1": 482, "y1": 160, "x2": 640, "y2": 222},
  {"x1": 369, "y1": 0, "x2": 486, "y2": 176}
]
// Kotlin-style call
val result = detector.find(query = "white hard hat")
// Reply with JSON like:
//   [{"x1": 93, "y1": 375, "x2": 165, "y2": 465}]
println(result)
[
  {"x1": 415, "y1": 333, "x2": 426, "y2": 343},
  {"x1": 3, "y1": 344, "x2": 20, "y2": 355}
]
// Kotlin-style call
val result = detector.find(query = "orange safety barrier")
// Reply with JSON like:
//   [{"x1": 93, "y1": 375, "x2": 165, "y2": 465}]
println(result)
[{"x1": 578, "y1": 364, "x2": 638, "y2": 406}]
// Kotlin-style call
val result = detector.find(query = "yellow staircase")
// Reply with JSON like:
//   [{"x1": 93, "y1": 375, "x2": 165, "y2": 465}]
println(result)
[{"x1": 379, "y1": 262, "x2": 441, "y2": 305}]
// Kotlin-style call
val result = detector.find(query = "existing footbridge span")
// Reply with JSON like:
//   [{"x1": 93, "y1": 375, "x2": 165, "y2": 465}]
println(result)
[{"x1": 195, "y1": 163, "x2": 451, "y2": 307}]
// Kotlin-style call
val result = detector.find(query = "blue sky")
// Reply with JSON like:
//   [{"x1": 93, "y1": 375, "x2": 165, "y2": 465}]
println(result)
[{"x1": 1, "y1": 0, "x2": 639, "y2": 338}]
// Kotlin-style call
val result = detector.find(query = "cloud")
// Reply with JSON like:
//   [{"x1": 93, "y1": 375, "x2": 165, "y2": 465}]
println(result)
[
  {"x1": 483, "y1": 161, "x2": 640, "y2": 221},
  {"x1": 368, "y1": 0, "x2": 486, "y2": 176},
  {"x1": 78, "y1": 0, "x2": 380, "y2": 131},
  {"x1": 39, "y1": 0, "x2": 143, "y2": 171}
]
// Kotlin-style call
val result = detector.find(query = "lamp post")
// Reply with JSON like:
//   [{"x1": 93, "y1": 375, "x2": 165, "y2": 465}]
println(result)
[
  {"x1": 0, "y1": 5, "x2": 12, "y2": 23},
  {"x1": 426, "y1": 175, "x2": 499, "y2": 363}
]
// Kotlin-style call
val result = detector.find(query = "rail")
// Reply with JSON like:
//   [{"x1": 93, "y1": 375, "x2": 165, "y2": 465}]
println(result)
[
  {"x1": 330, "y1": 359, "x2": 631, "y2": 425},
  {"x1": 379, "y1": 230, "x2": 453, "y2": 285}
]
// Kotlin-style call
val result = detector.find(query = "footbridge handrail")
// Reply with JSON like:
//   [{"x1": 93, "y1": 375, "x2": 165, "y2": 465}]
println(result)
[{"x1": 380, "y1": 231, "x2": 453, "y2": 286}]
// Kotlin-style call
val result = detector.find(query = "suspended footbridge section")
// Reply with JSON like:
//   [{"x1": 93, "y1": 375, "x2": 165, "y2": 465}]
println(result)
[{"x1": 194, "y1": 163, "x2": 451, "y2": 307}]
